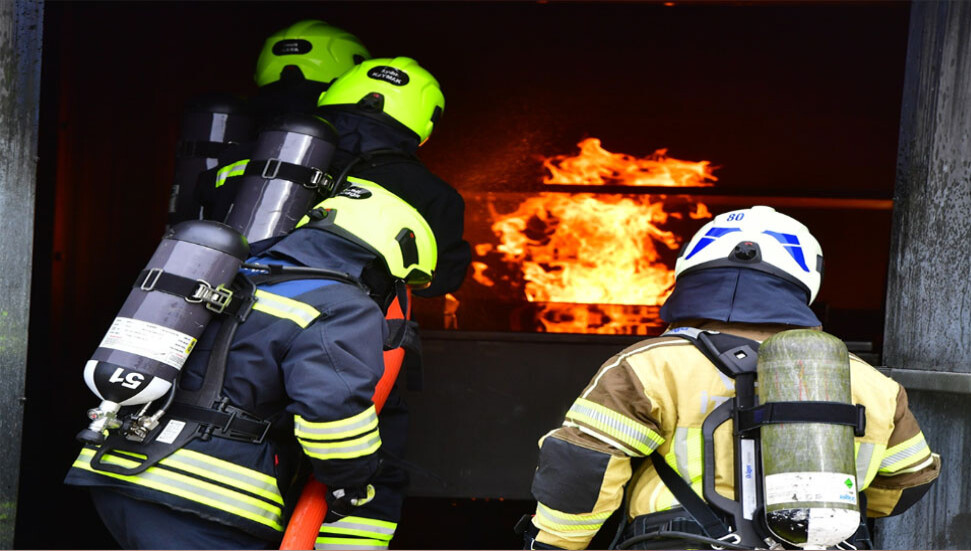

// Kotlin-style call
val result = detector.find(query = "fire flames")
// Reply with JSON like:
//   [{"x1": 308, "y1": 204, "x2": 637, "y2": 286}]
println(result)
[{"x1": 473, "y1": 138, "x2": 717, "y2": 335}]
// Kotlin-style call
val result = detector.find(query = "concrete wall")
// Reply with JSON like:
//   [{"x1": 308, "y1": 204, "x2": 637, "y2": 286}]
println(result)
[{"x1": 880, "y1": 1, "x2": 971, "y2": 549}]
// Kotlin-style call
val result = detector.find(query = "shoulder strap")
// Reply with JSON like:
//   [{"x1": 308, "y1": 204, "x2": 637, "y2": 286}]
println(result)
[
  {"x1": 648, "y1": 453, "x2": 733, "y2": 540},
  {"x1": 664, "y1": 327, "x2": 759, "y2": 379}
]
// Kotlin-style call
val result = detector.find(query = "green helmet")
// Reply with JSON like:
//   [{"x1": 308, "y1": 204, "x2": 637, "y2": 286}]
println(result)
[
  {"x1": 296, "y1": 178, "x2": 437, "y2": 287},
  {"x1": 254, "y1": 20, "x2": 370, "y2": 87},
  {"x1": 316, "y1": 56, "x2": 444, "y2": 144}
]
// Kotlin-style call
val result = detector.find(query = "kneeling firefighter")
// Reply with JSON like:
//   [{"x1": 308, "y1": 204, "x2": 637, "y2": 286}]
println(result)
[
  {"x1": 65, "y1": 180, "x2": 436, "y2": 550},
  {"x1": 519, "y1": 206, "x2": 941, "y2": 550}
]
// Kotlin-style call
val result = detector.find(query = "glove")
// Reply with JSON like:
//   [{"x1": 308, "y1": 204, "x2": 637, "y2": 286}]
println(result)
[
  {"x1": 516, "y1": 514, "x2": 566, "y2": 550},
  {"x1": 324, "y1": 484, "x2": 375, "y2": 522}
]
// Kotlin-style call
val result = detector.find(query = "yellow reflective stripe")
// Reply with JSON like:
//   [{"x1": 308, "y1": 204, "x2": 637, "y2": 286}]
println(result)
[
  {"x1": 319, "y1": 525, "x2": 395, "y2": 540},
  {"x1": 320, "y1": 516, "x2": 396, "y2": 537},
  {"x1": 880, "y1": 433, "x2": 931, "y2": 473},
  {"x1": 73, "y1": 448, "x2": 283, "y2": 531},
  {"x1": 315, "y1": 538, "x2": 388, "y2": 550},
  {"x1": 215, "y1": 160, "x2": 249, "y2": 188},
  {"x1": 300, "y1": 429, "x2": 381, "y2": 460},
  {"x1": 101, "y1": 448, "x2": 280, "y2": 503},
  {"x1": 536, "y1": 503, "x2": 611, "y2": 533},
  {"x1": 566, "y1": 398, "x2": 663, "y2": 456},
  {"x1": 253, "y1": 290, "x2": 320, "y2": 328},
  {"x1": 295, "y1": 406, "x2": 379, "y2": 441},
  {"x1": 161, "y1": 448, "x2": 283, "y2": 506}
]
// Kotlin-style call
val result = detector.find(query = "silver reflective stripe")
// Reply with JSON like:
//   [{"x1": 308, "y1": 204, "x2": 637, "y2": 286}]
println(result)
[
  {"x1": 674, "y1": 427, "x2": 691, "y2": 482},
  {"x1": 295, "y1": 407, "x2": 379, "y2": 440},
  {"x1": 567, "y1": 399, "x2": 660, "y2": 456},
  {"x1": 881, "y1": 439, "x2": 929, "y2": 471},
  {"x1": 300, "y1": 430, "x2": 381, "y2": 460},
  {"x1": 163, "y1": 449, "x2": 283, "y2": 505},
  {"x1": 320, "y1": 516, "x2": 396, "y2": 537},
  {"x1": 536, "y1": 503, "x2": 611, "y2": 531},
  {"x1": 856, "y1": 442, "x2": 875, "y2": 487},
  {"x1": 315, "y1": 538, "x2": 388, "y2": 550}
]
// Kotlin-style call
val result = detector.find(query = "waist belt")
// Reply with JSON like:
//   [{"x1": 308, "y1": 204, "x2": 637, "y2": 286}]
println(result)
[
  {"x1": 616, "y1": 508, "x2": 711, "y2": 550},
  {"x1": 166, "y1": 401, "x2": 272, "y2": 444}
]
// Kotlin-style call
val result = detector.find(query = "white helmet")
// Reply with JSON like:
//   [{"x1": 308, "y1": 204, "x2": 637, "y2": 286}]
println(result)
[{"x1": 674, "y1": 205, "x2": 823, "y2": 303}]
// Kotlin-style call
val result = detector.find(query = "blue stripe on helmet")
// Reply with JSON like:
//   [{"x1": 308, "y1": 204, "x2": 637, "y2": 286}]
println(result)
[
  {"x1": 684, "y1": 227, "x2": 741, "y2": 260},
  {"x1": 762, "y1": 230, "x2": 809, "y2": 271}
]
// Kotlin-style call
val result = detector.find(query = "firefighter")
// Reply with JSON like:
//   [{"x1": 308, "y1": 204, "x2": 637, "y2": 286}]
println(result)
[
  {"x1": 248, "y1": 18, "x2": 371, "y2": 121},
  {"x1": 65, "y1": 180, "x2": 437, "y2": 550},
  {"x1": 520, "y1": 206, "x2": 941, "y2": 550},
  {"x1": 313, "y1": 55, "x2": 471, "y2": 298},
  {"x1": 183, "y1": 18, "x2": 371, "y2": 227}
]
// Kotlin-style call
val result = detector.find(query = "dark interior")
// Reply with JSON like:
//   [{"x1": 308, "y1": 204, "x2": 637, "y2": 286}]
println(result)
[{"x1": 18, "y1": 1, "x2": 910, "y2": 548}]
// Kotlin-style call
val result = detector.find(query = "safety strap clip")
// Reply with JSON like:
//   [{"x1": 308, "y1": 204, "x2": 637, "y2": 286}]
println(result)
[
  {"x1": 711, "y1": 532, "x2": 742, "y2": 550},
  {"x1": 261, "y1": 158, "x2": 282, "y2": 179},
  {"x1": 140, "y1": 268, "x2": 163, "y2": 292},
  {"x1": 187, "y1": 280, "x2": 234, "y2": 314}
]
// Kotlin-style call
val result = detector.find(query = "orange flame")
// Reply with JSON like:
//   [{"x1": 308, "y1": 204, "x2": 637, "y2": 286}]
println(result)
[
  {"x1": 542, "y1": 137, "x2": 718, "y2": 187},
  {"x1": 475, "y1": 139, "x2": 716, "y2": 334}
]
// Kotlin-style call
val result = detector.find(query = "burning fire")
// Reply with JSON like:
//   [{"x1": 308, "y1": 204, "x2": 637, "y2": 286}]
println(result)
[{"x1": 474, "y1": 138, "x2": 716, "y2": 335}]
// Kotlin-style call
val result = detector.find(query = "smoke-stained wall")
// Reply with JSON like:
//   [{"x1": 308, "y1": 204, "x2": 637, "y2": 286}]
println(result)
[{"x1": 881, "y1": 1, "x2": 971, "y2": 548}]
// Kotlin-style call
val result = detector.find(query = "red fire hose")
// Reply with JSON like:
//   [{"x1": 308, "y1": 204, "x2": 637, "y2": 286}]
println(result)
[{"x1": 279, "y1": 291, "x2": 411, "y2": 550}]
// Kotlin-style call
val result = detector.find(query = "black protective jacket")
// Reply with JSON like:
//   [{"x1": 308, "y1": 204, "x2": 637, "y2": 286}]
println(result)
[{"x1": 65, "y1": 230, "x2": 392, "y2": 541}]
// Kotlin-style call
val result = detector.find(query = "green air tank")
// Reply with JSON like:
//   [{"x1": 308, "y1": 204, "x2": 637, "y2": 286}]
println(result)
[{"x1": 757, "y1": 329, "x2": 860, "y2": 549}]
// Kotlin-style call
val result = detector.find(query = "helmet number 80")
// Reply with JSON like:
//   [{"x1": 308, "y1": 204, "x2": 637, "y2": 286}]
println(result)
[{"x1": 727, "y1": 213, "x2": 745, "y2": 222}]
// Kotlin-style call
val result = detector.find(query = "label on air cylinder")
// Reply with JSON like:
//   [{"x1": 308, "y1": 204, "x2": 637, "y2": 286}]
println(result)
[
  {"x1": 99, "y1": 317, "x2": 197, "y2": 371},
  {"x1": 764, "y1": 472, "x2": 858, "y2": 506}
]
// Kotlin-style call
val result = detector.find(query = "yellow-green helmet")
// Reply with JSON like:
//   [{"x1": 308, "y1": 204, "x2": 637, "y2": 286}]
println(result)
[
  {"x1": 296, "y1": 178, "x2": 437, "y2": 287},
  {"x1": 316, "y1": 56, "x2": 444, "y2": 145},
  {"x1": 254, "y1": 20, "x2": 370, "y2": 87}
]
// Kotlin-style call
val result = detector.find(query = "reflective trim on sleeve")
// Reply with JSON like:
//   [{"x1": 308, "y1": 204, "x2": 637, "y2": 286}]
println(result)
[
  {"x1": 72, "y1": 447, "x2": 284, "y2": 531},
  {"x1": 535, "y1": 503, "x2": 612, "y2": 535},
  {"x1": 299, "y1": 429, "x2": 381, "y2": 460},
  {"x1": 566, "y1": 398, "x2": 663, "y2": 457},
  {"x1": 319, "y1": 515, "x2": 396, "y2": 540},
  {"x1": 879, "y1": 433, "x2": 931, "y2": 474},
  {"x1": 315, "y1": 538, "x2": 389, "y2": 550},
  {"x1": 295, "y1": 406, "x2": 379, "y2": 441},
  {"x1": 885, "y1": 453, "x2": 936, "y2": 476},
  {"x1": 253, "y1": 290, "x2": 321, "y2": 328},
  {"x1": 215, "y1": 160, "x2": 249, "y2": 188}
]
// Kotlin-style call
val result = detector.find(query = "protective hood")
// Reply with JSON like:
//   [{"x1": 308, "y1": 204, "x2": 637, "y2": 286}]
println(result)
[
  {"x1": 250, "y1": 78, "x2": 329, "y2": 121},
  {"x1": 316, "y1": 109, "x2": 420, "y2": 156},
  {"x1": 659, "y1": 267, "x2": 822, "y2": 327}
]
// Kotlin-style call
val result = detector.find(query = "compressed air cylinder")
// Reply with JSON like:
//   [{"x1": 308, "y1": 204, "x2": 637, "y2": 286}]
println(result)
[
  {"x1": 167, "y1": 93, "x2": 256, "y2": 228},
  {"x1": 757, "y1": 329, "x2": 860, "y2": 549},
  {"x1": 224, "y1": 113, "x2": 338, "y2": 243},
  {"x1": 82, "y1": 221, "x2": 249, "y2": 410}
]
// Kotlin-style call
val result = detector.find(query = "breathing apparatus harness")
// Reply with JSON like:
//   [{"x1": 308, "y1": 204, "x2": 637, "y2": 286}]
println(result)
[
  {"x1": 87, "y1": 257, "x2": 420, "y2": 476},
  {"x1": 610, "y1": 328, "x2": 871, "y2": 551}
]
